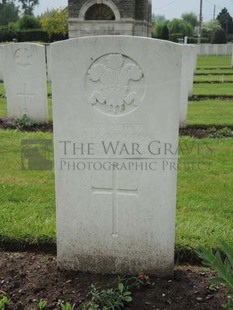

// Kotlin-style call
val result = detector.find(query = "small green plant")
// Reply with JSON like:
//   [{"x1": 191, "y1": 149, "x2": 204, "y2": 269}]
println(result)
[
  {"x1": 207, "y1": 127, "x2": 233, "y2": 138},
  {"x1": 197, "y1": 240, "x2": 233, "y2": 309},
  {"x1": 81, "y1": 274, "x2": 153, "y2": 309},
  {"x1": 0, "y1": 296, "x2": 10, "y2": 310},
  {"x1": 2, "y1": 114, "x2": 34, "y2": 130},
  {"x1": 58, "y1": 300, "x2": 75, "y2": 310},
  {"x1": 14, "y1": 114, "x2": 34, "y2": 130},
  {"x1": 123, "y1": 274, "x2": 154, "y2": 289},
  {"x1": 82, "y1": 280, "x2": 132, "y2": 310},
  {"x1": 38, "y1": 298, "x2": 47, "y2": 309}
]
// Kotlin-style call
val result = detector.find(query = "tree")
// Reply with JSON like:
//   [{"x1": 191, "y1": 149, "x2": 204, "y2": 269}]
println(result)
[
  {"x1": 0, "y1": 1, "x2": 19, "y2": 26},
  {"x1": 217, "y1": 7, "x2": 233, "y2": 35},
  {"x1": 40, "y1": 8, "x2": 68, "y2": 39},
  {"x1": 18, "y1": 0, "x2": 39, "y2": 16},
  {"x1": 168, "y1": 18, "x2": 194, "y2": 37},
  {"x1": 151, "y1": 21, "x2": 166, "y2": 38},
  {"x1": 152, "y1": 14, "x2": 167, "y2": 24},
  {"x1": 202, "y1": 20, "x2": 221, "y2": 40},
  {"x1": 161, "y1": 25, "x2": 169, "y2": 40},
  {"x1": 17, "y1": 15, "x2": 40, "y2": 29},
  {"x1": 211, "y1": 27, "x2": 227, "y2": 44},
  {"x1": 181, "y1": 12, "x2": 198, "y2": 28}
]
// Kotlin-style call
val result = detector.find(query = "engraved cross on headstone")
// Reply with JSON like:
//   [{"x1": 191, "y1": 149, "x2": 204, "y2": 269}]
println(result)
[
  {"x1": 17, "y1": 83, "x2": 34, "y2": 115},
  {"x1": 92, "y1": 170, "x2": 138, "y2": 237}
]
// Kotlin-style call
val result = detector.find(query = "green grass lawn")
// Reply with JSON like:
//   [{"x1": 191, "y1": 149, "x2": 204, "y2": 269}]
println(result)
[
  {"x1": 187, "y1": 99, "x2": 233, "y2": 126},
  {"x1": 176, "y1": 137, "x2": 233, "y2": 250},
  {"x1": 194, "y1": 75, "x2": 233, "y2": 83},
  {"x1": 193, "y1": 83, "x2": 233, "y2": 96},
  {"x1": 0, "y1": 131, "x2": 232, "y2": 252},
  {"x1": 197, "y1": 56, "x2": 231, "y2": 68},
  {"x1": 0, "y1": 131, "x2": 55, "y2": 244},
  {"x1": 196, "y1": 68, "x2": 233, "y2": 75}
]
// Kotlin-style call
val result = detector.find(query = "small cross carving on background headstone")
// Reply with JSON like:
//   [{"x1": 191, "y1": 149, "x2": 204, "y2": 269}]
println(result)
[
  {"x1": 17, "y1": 83, "x2": 34, "y2": 115},
  {"x1": 92, "y1": 170, "x2": 138, "y2": 237}
]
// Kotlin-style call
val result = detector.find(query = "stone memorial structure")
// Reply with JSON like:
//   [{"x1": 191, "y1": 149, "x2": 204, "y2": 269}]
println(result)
[
  {"x1": 4, "y1": 43, "x2": 48, "y2": 123},
  {"x1": 51, "y1": 36, "x2": 182, "y2": 275},
  {"x1": 68, "y1": 0, "x2": 152, "y2": 37}
]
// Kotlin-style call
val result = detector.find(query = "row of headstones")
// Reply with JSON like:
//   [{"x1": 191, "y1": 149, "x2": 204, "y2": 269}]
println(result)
[
  {"x1": 0, "y1": 42, "x2": 196, "y2": 128},
  {"x1": 196, "y1": 43, "x2": 233, "y2": 56}
]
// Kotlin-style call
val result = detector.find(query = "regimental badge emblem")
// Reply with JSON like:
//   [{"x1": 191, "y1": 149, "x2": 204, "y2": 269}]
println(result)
[
  {"x1": 86, "y1": 53, "x2": 145, "y2": 116},
  {"x1": 14, "y1": 48, "x2": 32, "y2": 67}
]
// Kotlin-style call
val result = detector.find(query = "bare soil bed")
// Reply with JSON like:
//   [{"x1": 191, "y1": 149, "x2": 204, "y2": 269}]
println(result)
[{"x1": 0, "y1": 251, "x2": 228, "y2": 310}]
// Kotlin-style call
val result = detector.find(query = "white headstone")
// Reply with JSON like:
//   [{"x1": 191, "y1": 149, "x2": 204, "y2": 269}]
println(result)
[
  {"x1": 0, "y1": 44, "x2": 5, "y2": 81},
  {"x1": 4, "y1": 43, "x2": 48, "y2": 123},
  {"x1": 45, "y1": 44, "x2": 51, "y2": 82},
  {"x1": 231, "y1": 48, "x2": 233, "y2": 68},
  {"x1": 179, "y1": 45, "x2": 196, "y2": 128},
  {"x1": 52, "y1": 36, "x2": 182, "y2": 276},
  {"x1": 180, "y1": 46, "x2": 190, "y2": 128},
  {"x1": 187, "y1": 45, "x2": 197, "y2": 98}
]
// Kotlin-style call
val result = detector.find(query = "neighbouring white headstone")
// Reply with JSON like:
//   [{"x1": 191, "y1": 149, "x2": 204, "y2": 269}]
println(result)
[
  {"x1": 45, "y1": 44, "x2": 51, "y2": 82},
  {"x1": 179, "y1": 45, "x2": 197, "y2": 128},
  {"x1": 0, "y1": 44, "x2": 5, "y2": 81},
  {"x1": 188, "y1": 45, "x2": 197, "y2": 98},
  {"x1": 4, "y1": 43, "x2": 48, "y2": 123},
  {"x1": 179, "y1": 46, "x2": 191, "y2": 128},
  {"x1": 232, "y1": 48, "x2": 233, "y2": 68},
  {"x1": 52, "y1": 36, "x2": 182, "y2": 275}
]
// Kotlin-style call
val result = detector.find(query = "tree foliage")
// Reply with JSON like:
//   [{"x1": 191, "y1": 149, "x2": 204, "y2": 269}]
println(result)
[
  {"x1": 0, "y1": 1, "x2": 19, "y2": 26},
  {"x1": 211, "y1": 27, "x2": 227, "y2": 44},
  {"x1": 40, "y1": 8, "x2": 68, "y2": 38},
  {"x1": 202, "y1": 20, "x2": 221, "y2": 40},
  {"x1": 161, "y1": 25, "x2": 169, "y2": 40},
  {"x1": 18, "y1": 0, "x2": 39, "y2": 16},
  {"x1": 168, "y1": 18, "x2": 194, "y2": 37},
  {"x1": 217, "y1": 7, "x2": 233, "y2": 34},
  {"x1": 152, "y1": 14, "x2": 167, "y2": 24},
  {"x1": 17, "y1": 15, "x2": 40, "y2": 30},
  {"x1": 151, "y1": 22, "x2": 165, "y2": 38},
  {"x1": 181, "y1": 12, "x2": 198, "y2": 28}
]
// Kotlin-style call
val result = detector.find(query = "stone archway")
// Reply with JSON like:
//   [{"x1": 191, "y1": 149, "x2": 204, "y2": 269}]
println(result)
[
  {"x1": 79, "y1": 0, "x2": 121, "y2": 21},
  {"x1": 85, "y1": 4, "x2": 115, "y2": 20}
]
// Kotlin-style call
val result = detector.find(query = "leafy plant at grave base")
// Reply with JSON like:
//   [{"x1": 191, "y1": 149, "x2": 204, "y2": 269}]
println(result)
[
  {"x1": 207, "y1": 127, "x2": 233, "y2": 138},
  {"x1": 0, "y1": 296, "x2": 10, "y2": 310},
  {"x1": 197, "y1": 240, "x2": 233, "y2": 309},
  {"x1": 123, "y1": 274, "x2": 154, "y2": 289},
  {"x1": 58, "y1": 300, "x2": 75, "y2": 310},
  {"x1": 2, "y1": 114, "x2": 34, "y2": 130},
  {"x1": 14, "y1": 114, "x2": 34, "y2": 129},
  {"x1": 82, "y1": 280, "x2": 132, "y2": 310},
  {"x1": 38, "y1": 298, "x2": 47, "y2": 309},
  {"x1": 81, "y1": 274, "x2": 153, "y2": 309}
]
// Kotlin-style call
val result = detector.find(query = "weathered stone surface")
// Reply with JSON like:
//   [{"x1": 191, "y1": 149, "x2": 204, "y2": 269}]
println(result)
[
  {"x1": 51, "y1": 36, "x2": 182, "y2": 275},
  {"x1": 4, "y1": 43, "x2": 48, "y2": 123}
]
